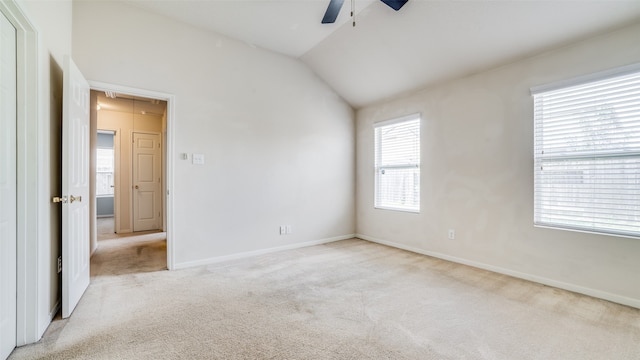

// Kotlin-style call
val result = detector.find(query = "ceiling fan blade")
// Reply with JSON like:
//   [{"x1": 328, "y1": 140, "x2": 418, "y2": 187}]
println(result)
[
  {"x1": 380, "y1": 0, "x2": 408, "y2": 11},
  {"x1": 322, "y1": 0, "x2": 345, "y2": 24}
]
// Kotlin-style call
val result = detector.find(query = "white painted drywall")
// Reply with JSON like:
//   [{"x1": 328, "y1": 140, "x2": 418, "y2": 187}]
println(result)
[
  {"x1": 72, "y1": 1, "x2": 355, "y2": 266},
  {"x1": 356, "y1": 22, "x2": 640, "y2": 307},
  {"x1": 15, "y1": 0, "x2": 72, "y2": 340}
]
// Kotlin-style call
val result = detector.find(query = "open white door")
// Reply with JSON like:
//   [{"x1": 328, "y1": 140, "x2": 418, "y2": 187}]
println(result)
[
  {"x1": 61, "y1": 55, "x2": 90, "y2": 318},
  {"x1": 0, "y1": 10, "x2": 17, "y2": 360}
]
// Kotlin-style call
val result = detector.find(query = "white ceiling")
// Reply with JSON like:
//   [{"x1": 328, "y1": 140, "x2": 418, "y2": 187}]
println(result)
[
  {"x1": 125, "y1": 0, "x2": 376, "y2": 57},
  {"x1": 123, "y1": 0, "x2": 640, "y2": 108},
  {"x1": 95, "y1": 91, "x2": 167, "y2": 116}
]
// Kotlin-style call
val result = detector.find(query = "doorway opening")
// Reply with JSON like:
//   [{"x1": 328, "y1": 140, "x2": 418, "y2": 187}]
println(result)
[
  {"x1": 96, "y1": 130, "x2": 115, "y2": 236},
  {"x1": 90, "y1": 86, "x2": 174, "y2": 274}
]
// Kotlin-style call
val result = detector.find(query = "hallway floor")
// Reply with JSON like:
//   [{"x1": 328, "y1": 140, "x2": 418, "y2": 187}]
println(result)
[{"x1": 93, "y1": 217, "x2": 167, "y2": 276}]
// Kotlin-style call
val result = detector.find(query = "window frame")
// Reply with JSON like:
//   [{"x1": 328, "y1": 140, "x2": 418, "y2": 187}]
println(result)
[
  {"x1": 531, "y1": 63, "x2": 640, "y2": 239},
  {"x1": 374, "y1": 113, "x2": 421, "y2": 213}
]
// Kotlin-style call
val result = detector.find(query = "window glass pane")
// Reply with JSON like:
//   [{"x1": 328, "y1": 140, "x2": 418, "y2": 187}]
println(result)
[
  {"x1": 96, "y1": 148, "x2": 114, "y2": 196},
  {"x1": 376, "y1": 167, "x2": 420, "y2": 212},
  {"x1": 533, "y1": 69, "x2": 640, "y2": 238},
  {"x1": 535, "y1": 157, "x2": 640, "y2": 234},
  {"x1": 374, "y1": 115, "x2": 420, "y2": 212}
]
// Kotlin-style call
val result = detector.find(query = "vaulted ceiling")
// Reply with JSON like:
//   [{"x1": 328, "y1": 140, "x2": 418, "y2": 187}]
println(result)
[{"x1": 124, "y1": 0, "x2": 640, "y2": 108}]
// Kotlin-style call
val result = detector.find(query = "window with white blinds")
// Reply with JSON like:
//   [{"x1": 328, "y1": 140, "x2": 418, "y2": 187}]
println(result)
[
  {"x1": 374, "y1": 114, "x2": 420, "y2": 212},
  {"x1": 532, "y1": 65, "x2": 640, "y2": 238}
]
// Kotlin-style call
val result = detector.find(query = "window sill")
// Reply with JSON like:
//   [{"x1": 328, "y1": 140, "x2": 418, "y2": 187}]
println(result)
[{"x1": 375, "y1": 206, "x2": 420, "y2": 214}]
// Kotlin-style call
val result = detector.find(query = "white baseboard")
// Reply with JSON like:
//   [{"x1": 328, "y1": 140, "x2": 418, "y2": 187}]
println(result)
[
  {"x1": 173, "y1": 234, "x2": 355, "y2": 270},
  {"x1": 356, "y1": 233, "x2": 640, "y2": 310}
]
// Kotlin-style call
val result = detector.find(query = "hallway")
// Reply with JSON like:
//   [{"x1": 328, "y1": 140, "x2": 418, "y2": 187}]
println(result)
[{"x1": 93, "y1": 217, "x2": 167, "y2": 276}]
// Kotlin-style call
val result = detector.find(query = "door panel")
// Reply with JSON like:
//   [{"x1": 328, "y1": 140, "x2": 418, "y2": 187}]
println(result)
[
  {"x1": 0, "y1": 10, "x2": 17, "y2": 360},
  {"x1": 133, "y1": 132, "x2": 161, "y2": 232},
  {"x1": 138, "y1": 154, "x2": 153, "y2": 182},
  {"x1": 62, "y1": 56, "x2": 90, "y2": 319},
  {"x1": 137, "y1": 191, "x2": 155, "y2": 219}
]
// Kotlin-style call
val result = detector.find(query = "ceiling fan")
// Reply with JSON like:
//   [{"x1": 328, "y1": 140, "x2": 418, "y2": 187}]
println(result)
[{"x1": 322, "y1": 0, "x2": 408, "y2": 24}]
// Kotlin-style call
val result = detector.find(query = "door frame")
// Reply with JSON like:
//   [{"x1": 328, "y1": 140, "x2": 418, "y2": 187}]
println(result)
[
  {"x1": 0, "y1": 0, "x2": 40, "y2": 346},
  {"x1": 90, "y1": 81, "x2": 175, "y2": 270},
  {"x1": 96, "y1": 129, "x2": 116, "y2": 224},
  {"x1": 95, "y1": 127, "x2": 121, "y2": 241},
  {"x1": 0, "y1": 6, "x2": 18, "y2": 358},
  {"x1": 94, "y1": 126, "x2": 124, "y2": 236}
]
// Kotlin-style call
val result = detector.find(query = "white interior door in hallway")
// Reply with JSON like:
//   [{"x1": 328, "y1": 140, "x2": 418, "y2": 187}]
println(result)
[
  {"x1": 0, "y1": 9, "x2": 17, "y2": 360},
  {"x1": 132, "y1": 132, "x2": 162, "y2": 232},
  {"x1": 61, "y1": 55, "x2": 90, "y2": 318}
]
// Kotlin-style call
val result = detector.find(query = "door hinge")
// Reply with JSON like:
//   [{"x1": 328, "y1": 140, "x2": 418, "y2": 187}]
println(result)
[{"x1": 57, "y1": 256, "x2": 62, "y2": 273}]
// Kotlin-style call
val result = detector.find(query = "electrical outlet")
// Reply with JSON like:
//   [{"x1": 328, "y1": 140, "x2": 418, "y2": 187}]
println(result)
[
  {"x1": 448, "y1": 229, "x2": 455, "y2": 240},
  {"x1": 286, "y1": 225, "x2": 292, "y2": 234},
  {"x1": 57, "y1": 256, "x2": 62, "y2": 273},
  {"x1": 279, "y1": 225, "x2": 286, "y2": 235}
]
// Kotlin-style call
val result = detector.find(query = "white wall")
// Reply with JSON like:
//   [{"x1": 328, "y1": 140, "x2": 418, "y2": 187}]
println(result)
[
  {"x1": 15, "y1": 0, "x2": 72, "y2": 341},
  {"x1": 73, "y1": 1, "x2": 355, "y2": 267},
  {"x1": 356, "y1": 22, "x2": 640, "y2": 308}
]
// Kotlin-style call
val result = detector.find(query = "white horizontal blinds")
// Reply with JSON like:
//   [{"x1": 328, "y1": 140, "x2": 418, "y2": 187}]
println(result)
[
  {"x1": 533, "y1": 70, "x2": 640, "y2": 237},
  {"x1": 375, "y1": 115, "x2": 420, "y2": 212}
]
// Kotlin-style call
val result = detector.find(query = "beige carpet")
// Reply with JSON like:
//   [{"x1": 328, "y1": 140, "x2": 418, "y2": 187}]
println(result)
[
  {"x1": 9, "y1": 238, "x2": 640, "y2": 359},
  {"x1": 96, "y1": 217, "x2": 116, "y2": 241}
]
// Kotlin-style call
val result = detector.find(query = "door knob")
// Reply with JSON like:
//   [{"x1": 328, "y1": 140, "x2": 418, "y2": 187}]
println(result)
[
  {"x1": 135, "y1": 185, "x2": 139, "y2": 189},
  {"x1": 69, "y1": 195, "x2": 82, "y2": 203},
  {"x1": 52, "y1": 196, "x2": 67, "y2": 203}
]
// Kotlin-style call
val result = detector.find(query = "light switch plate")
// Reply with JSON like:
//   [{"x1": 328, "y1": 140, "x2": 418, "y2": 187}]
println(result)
[{"x1": 192, "y1": 153, "x2": 205, "y2": 165}]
